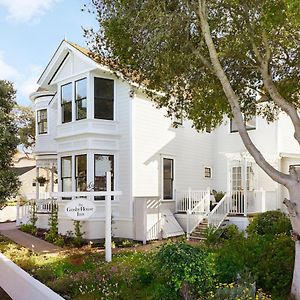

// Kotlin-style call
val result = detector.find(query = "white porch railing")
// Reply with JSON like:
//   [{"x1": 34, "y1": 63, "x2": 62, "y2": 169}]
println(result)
[
  {"x1": 230, "y1": 190, "x2": 245, "y2": 215},
  {"x1": 176, "y1": 188, "x2": 210, "y2": 213},
  {"x1": 16, "y1": 199, "x2": 58, "y2": 226},
  {"x1": 186, "y1": 191, "x2": 210, "y2": 239},
  {"x1": 208, "y1": 193, "x2": 230, "y2": 229}
]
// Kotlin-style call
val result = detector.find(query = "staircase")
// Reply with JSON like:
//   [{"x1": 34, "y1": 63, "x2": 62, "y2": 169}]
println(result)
[
  {"x1": 188, "y1": 193, "x2": 231, "y2": 240},
  {"x1": 189, "y1": 218, "x2": 208, "y2": 240}
]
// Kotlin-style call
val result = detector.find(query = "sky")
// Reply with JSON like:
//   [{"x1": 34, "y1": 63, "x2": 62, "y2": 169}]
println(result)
[{"x1": 0, "y1": 0, "x2": 98, "y2": 106}]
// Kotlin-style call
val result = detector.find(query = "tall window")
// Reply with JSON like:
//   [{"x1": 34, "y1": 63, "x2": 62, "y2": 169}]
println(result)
[
  {"x1": 61, "y1": 82, "x2": 72, "y2": 123},
  {"x1": 75, "y1": 155, "x2": 87, "y2": 191},
  {"x1": 94, "y1": 154, "x2": 114, "y2": 200},
  {"x1": 61, "y1": 156, "x2": 72, "y2": 192},
  {"x1": 75, "y1": 78, "x2": 87, "y2": 120},
  {"x1": 94, "y1": 78, "x2": 114, "y2": 120},
  {"x1": 163, "y1": 158, "x2": 174, "y2": 200},
  {"x1": 230, "y1": 117, "x2": 256, "y2": 133},
  {"x1": 37, "y1": 109, "x2": 47, "y2": 134}
]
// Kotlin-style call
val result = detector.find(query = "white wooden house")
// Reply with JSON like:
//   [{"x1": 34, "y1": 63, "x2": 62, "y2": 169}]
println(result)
[{"x1": 17, "y1": 40, "x2": 300, "y2": 241}]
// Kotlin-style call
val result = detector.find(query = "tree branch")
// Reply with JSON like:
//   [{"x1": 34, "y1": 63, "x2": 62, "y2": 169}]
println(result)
[{"x1": 197, "y1": 0, "x2": 291, "y2": 187}]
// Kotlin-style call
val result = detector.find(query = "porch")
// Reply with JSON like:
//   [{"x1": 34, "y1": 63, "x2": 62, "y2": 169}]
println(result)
[{"x1": 174, "y1": 187, "x2": 279, "y2": 238}]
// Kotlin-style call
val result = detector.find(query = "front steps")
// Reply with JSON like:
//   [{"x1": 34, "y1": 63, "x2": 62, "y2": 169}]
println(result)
[
  {"x1": 189, "y1": 218, "x2": 230, "y2": 240},
  {"x1": 189, "y1": 218, "x2": 208, "y2": 240}
]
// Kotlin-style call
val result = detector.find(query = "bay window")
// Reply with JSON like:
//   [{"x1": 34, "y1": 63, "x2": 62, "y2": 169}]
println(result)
[
  {"x1": 94, "y1": 78, "x2": 114, "y2": 120},
  {"x1": 37, "y1": 109, "x2": 47, "y2": 134},
  {"x1": 61, "y1": 82, "x2": 72, "y2": 123},
  {"x1": 75, "y1": 78, "x2": 87, "y2": 120},
  {"x1": 75, "y1": 155, "x2": 87, "y2": 191},
  {"x1": 61, "y1": 156, "x2": 72, "y2": 192},
  {"x1": 94, "y1": 154, "x2": 114, "y2": 200}
]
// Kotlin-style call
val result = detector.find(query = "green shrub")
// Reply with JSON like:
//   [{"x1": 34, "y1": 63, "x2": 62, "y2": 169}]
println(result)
[
  {"x1": 216, "y1": 232, "x2": 294, "y2": 298},
  {"x1": 20, "y1": 223, "x2": 37, "y2": 235},
  {"x1": 247, "y1": 211, "x2": 292, "y2": 237},
  {"x1": 203, "y1": 225, "x2": 221, "y2": 246},
  {"x1": 220, "y1": 224, "x2": 243, "y2": 240},
  {"x1": 156, "y1": 242, "x2": 216, "y2": 299}
]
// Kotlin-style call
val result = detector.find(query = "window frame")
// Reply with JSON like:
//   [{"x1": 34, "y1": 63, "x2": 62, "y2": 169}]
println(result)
[
  {"x1": 75, "y1": 154, "x2": 87, "y2": 192},
  {"x1": 37, "y1": 109, "x2": 47, "y2": 134},
  {"x1": 230, "y1": 116, "x2": 256, "y2": 133},
  {"x1": 61, "y1": 156, "x2": 72, "y2": 193},
  {"x1": 204, "y1": 167, "x2": 212, "y2": 179},
  {"x1": 163, "y1": 158, "x2": 174, "y2": 200},
  {"x1": 61, "y1": 82, "x2": 73, "y2": 123},
  {"x1": 94, "y1": 154, "x2": 114, "y2": 200},
  {"x1": 94, "y1": 77, "x2": 114, "y2": 120},
  {"x1": 75, "y1": 78, "x2": 87, "y2": 120}
]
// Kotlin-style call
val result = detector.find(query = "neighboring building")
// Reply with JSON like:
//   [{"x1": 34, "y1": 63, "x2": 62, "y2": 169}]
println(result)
[
  {"x1": 18, "y1": 40, "x2": 300, "y2": 241},
  {"x1": 12, "y1": 151, "x2": 55, "y2": 201}
]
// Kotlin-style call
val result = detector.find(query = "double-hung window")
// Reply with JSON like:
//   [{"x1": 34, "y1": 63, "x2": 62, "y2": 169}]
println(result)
[
  {"x1": 94, "y1": 78, "x2": 114, "y2": 120},
  {"x1": 75, "y1": 155, "x2": 87, "y2": 191},
  {"x1": 94, "y1": 154, "x2": 114, "y2": 200},
  {"x1": 37, "y1": 109, "x2": 47, "y2": 134},
  {"x1": 75, "y1": 78, "x2": 87, "y2": 120},
  {"x1": 61, "y1": 83, "x2": 72, "y2": 123},
  {"x1": 61, "y1": 156, "x2": 72, "y2": 192},
  {"x1": 163, "y1": 158, "x2": 174, "y2": 200}
]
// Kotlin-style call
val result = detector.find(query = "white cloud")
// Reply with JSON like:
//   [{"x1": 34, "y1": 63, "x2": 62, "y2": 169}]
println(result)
[
  {"x1": 0, "y1": 52, "x2": 20, "y2": 81},
  {"x1": 0, "y1": 0, "x2": 58, "y2": 23},
  {"x1": 0, "y1": 53, "x2": 41, "y2": 105}
]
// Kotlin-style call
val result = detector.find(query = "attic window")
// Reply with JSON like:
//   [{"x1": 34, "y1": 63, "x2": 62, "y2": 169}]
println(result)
[
  {"x1": 94, "y1": 78, "x2": 114, "y2": 120},
  {"x1": 37, "y1": 109, "x2": 47, "y2": 134}
]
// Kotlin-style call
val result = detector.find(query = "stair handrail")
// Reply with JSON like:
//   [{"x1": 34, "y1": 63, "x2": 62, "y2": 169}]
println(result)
[
  {"x1": 187, "y1": 189, "x2": 210, "y2": 239},
  {"x1": 207, "y1": 193, "x2": 230, "y2": 230}
]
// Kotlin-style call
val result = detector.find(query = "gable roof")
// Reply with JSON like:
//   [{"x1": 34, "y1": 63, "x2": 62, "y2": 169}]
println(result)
[
  {"x1": 37, "y1": 40, "x2": 145, "y2": 91},
  {"x1": 12, "y1": 166, "x2": 35, "y2": 176}
]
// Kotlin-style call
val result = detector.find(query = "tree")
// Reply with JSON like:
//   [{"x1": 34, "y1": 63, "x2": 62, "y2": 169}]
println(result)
[
  {"x1": 0, "y1": 80, "x2": 20, "y2": 205},
  {"x1": 85, "y1": 0, "x2": 300, "y2": 297},
  {"x1": 14, "y1": 105, "x2": 35, "y2": 152}
]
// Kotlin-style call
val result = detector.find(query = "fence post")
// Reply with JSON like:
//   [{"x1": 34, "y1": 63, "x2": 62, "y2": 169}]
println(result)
[
  {"x1": 188, "y1": 187, "x2": 192, "y2": 211},
  {"x1": 105, "y1": 171, "x2": 112, "y2": 262}
]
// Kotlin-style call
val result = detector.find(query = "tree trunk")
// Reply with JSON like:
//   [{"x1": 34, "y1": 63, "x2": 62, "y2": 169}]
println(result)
[{"x1": 292, "y1": 241, "x2": 300, "y2": 299}]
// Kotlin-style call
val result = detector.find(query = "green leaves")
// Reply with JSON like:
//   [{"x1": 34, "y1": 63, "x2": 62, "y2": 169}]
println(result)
[
  {"x1": 86, "y1": 0, "x2": 300, "y2": 130},
  {"x1": 0, "y1": 80, "x2": 20, "y2": 203}
]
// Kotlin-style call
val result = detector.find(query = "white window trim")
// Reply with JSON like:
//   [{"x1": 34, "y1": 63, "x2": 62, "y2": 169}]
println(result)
[
  {"x1": 36, "y1": 108, "x2": 49, "y2": 136},
  {"x1": 204, "y1": 166, "x2": 212, "y2": 179},
  {"x1": 160, "y1": 155, "x2": 176, "y2": 202}
]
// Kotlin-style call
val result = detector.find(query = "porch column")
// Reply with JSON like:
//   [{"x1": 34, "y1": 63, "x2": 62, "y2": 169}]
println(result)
[
  {"x1": 242, "y1": 156, "x2": 247, "y2": 216},
  {"x1": 36, "y1": 166, "x2": 40, "y2": 201},
  {"x1": 51, "y1": 166, "x2": 54, "y2": 193}
]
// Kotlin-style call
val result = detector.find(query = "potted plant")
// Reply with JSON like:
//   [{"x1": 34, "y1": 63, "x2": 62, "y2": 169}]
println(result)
[{"x1": 36, "y1": 176, "x2": 48, "y2": 185}]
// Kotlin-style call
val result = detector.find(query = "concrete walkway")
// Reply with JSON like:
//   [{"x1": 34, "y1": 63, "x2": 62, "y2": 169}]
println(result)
[{"x1": 0, "y1": 222, "x2": 62, "y2": 254}]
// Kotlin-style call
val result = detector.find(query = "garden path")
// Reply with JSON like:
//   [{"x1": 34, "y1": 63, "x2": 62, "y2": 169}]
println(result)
[{"x1": 0, "y1": 222, "x2": 62, "y2": 254}]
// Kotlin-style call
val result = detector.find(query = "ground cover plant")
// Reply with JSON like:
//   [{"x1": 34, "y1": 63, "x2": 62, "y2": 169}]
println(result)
[{"x1": 0, "y1": 212, "x2": 295, "y2": 299}]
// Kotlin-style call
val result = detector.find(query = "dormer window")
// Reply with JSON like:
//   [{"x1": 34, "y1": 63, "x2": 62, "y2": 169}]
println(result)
[
  {"x1": 61, "y1": 82, "x2": 72, "y2": 123},
  {"x1": 37, "y1": 109, "x2": 47, "y2": 134},
  {"x1": 94, "y1": 78, "x2": 114, "y2": 120},
  {"x1": 75, "y1": 78, "x2": 87, "y2": 120}
]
